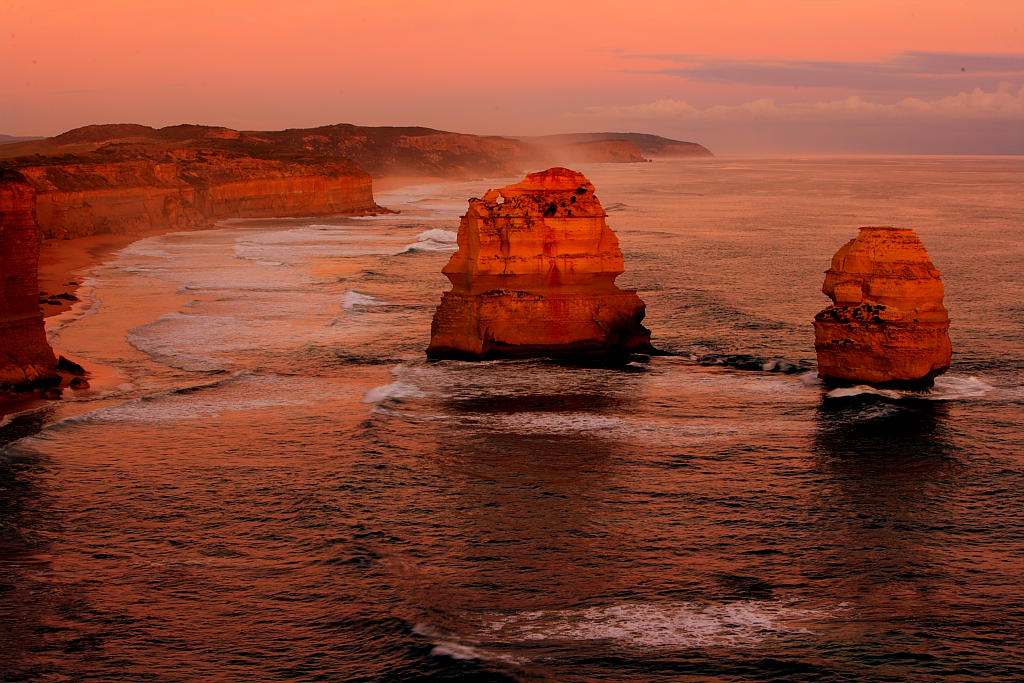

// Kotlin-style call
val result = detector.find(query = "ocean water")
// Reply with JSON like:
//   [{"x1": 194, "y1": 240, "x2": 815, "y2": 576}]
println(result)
[{"x1": 1, "y1": 157, "x2": 1022, "y2": 682}]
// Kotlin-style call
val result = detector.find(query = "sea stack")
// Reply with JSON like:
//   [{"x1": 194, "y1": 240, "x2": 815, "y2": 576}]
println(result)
[
  {"x1": 0, "y1": 170, "x2": 59, "y2": 389},
  {"x1": 427, "y1": 167, "x2": 652, "y2": 360},
  {"x1": 813, "y1": 226, "x2": 951, "y2": 388}
]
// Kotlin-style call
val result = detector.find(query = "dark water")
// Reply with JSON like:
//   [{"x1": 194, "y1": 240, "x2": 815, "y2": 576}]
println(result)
[{"x1": 2, "y1": 157, "x2": 1022, "y2": 682}]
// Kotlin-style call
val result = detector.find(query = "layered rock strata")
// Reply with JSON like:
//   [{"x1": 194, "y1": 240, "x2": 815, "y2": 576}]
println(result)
[
  {"x1": 427, "y1": 168, "x2": 652, "y2": 360},
  {"x1": 814, "y1": 226, "x2": 951, "y2": 387},
  {"x1": 12, "y1": 151, "x2": 381, "y2": 240},
  {"x1": 0, "y1": 170, "x2": 58, "y2": 388}
]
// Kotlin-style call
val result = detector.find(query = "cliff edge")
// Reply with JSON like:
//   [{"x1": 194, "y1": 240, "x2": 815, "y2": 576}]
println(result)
[{"x1": 0, "y1": 170, "x2": 59, "y2": 389}]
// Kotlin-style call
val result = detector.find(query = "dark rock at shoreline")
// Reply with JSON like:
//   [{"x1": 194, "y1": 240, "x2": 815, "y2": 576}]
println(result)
[{"x1": 0, "y1": 170, "x2": 59, "y2": 390}]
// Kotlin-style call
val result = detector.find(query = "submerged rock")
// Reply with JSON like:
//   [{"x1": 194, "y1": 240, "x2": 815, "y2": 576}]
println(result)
[
  {"x1": 427, "y1": 168, "x2": 652, "y2": 360},
  {"x1": 813, "y1": 226, "x2": 951, "y2": 388},
  {"x1": 0, "y1": 170, "x2": 59, "y2": 389}
]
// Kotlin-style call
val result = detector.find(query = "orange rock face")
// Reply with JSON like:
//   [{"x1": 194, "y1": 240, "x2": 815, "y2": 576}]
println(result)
[
  {"x1": 427, "y1": 168, "x2": 652, "y2": 359},
  {"x1": 0, "y1": 170, "x2": 58, "y2": 387},
  {"x1": 15, "y1": 153, "x2": 380, "y2": 240},
  {"x1": 814, "y1": 226, "x2": 952, "y2": 387}
]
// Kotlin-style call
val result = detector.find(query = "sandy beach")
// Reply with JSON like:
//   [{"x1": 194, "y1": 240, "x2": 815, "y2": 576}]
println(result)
[{"x1": 35, "y1": 176, "x2": 445, "y2": 318}]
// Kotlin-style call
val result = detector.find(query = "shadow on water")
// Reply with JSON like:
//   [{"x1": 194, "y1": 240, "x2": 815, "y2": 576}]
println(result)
[
  {"x1": 806, "y1": 394, "x2": 969, "y2": 675},
  {"x1": 382, "y1": 371, "x2": 640, "y2": 679},
  {"x1": 0, "y1": 432, "x2": 64, "y2": 681},
  {"x1": 429, "y1": 385, "x2": 632, "y2": 604},
  {"x1": 812, "y1": 395, "x2": 958, "y2": 472}
]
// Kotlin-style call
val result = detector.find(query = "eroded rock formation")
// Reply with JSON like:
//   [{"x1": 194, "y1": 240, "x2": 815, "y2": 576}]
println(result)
[
  {"x1": 814, "y1": 226, "x2": 951, "y2": 387},
  {"x1": 0, "y1": 170, "x2": 58, "y2": 388},
  {"x1": 427, "y1": 168, "x2": 652, "y2": 360}
]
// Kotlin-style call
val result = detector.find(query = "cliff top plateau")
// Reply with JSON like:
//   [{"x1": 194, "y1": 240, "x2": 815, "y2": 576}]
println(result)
[{"x1": 1, "y1": 124, "x2": 712, "y2": 178}]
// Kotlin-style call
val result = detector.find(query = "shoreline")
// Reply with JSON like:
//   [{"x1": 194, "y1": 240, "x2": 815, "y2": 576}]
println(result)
[
  {"x1": 1, "y1": 175, "x2": 442, "y2": 421},
  {"x1": 37, "y1": 175, "x2": 445, "y2": 318}
]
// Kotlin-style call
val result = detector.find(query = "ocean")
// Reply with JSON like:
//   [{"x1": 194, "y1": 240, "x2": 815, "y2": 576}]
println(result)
[{"x1": 1, "y1": 156, "x2": 1022, "y2": 682}]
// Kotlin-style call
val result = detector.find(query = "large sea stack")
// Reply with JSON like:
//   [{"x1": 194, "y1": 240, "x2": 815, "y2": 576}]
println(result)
[
  {"x1": 814, "y1": 226, "x2": 952, "y2": 387},
  {"x1": 0, "y1": 170, "x2": 58, "y2": 388},
  {"x1": 427, "y1": 167, "x2": 652, "y2": 360}
]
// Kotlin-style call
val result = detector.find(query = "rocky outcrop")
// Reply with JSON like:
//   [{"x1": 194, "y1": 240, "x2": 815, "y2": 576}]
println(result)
[
  {"x1": 427, "y1": 167, "x2": 652, "y2": 360},
  {"x1": 0, "y1": 170, "x2": 58, "y2": 388},
  {"x1": 814, "y1": 226, "x2": 951, "y2": 388}
]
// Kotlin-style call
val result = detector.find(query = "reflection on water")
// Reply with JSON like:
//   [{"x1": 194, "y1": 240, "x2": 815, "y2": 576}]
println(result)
[
  {"x1": 2, "y1": 157, "x2": 1023, "y2": 682},
  {"x1": 814, "y1": 397, "x2": 958, "y2": 470}
]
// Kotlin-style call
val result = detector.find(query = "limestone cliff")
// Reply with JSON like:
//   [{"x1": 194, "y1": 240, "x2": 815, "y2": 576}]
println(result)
[
  {"x1": 814, "y1": 226, "x2": 952, "y2": 387},
  {"x1": 9, "y1": 149, "x2": 380, "y2": 239},
  {"x1": 427, "y1": 168, "x2": 652, "y2": 360},
  {"x1": 0, "y1": 170, "x2": 58, "y2": 387},
  {"x1": 0, "y1": 123, "x2": 714, "y2": 240}
]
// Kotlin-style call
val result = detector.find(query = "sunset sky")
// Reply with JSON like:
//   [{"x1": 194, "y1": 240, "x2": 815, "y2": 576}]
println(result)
[{"x1": 2, "y1": 0, "x2": 1022, "y2": 153}]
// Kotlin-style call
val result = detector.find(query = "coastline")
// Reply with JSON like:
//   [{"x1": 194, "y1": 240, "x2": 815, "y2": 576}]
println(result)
[{"x1": 37, "y1": 176, "x2": 444, "y2": 318}]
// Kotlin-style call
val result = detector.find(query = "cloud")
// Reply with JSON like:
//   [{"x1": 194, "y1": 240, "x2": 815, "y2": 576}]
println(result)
[
  {"x1": 573, "y1": 84, "x2": 1024, "y2": 122},
  {"x1": 624, "y1": 51, "x2": 1024, "y2": 93}
]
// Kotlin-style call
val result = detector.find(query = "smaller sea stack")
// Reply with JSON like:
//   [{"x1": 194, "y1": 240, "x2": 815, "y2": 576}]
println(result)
[
  {"x1": 814, "y1": 226, "x2": 951, "y2": 388},
  {"x1": 0, "y1": 170, "x2": 59, "y2": 389},
  {"x1": 427, "y1": 167, "x2": 652, "y2": 360}
]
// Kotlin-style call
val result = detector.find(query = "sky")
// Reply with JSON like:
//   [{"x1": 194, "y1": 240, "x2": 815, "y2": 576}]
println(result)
[{"x1": 2, "y1": 0, "x2": 1022, "y2": 153}]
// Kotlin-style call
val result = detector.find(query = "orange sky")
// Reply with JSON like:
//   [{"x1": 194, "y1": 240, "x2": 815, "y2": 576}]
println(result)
[{"x1": 2, "y1": 0, "x2": 1022, "y2": 152}]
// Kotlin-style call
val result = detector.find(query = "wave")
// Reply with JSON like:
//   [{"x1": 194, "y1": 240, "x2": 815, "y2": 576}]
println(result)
[
  {"x1": 480, "y1": 600, "x2": 827, "y2": 649},
  {"x1": 402, "y1": 228, "x2": 458, "y2": 253},
  {"x1": 693, "y1": 353, "x2": 809, "y2": 374},
  {"x1": 825, "y1": 374, "x2": 996, "y2": 401},
  {"x1": 66, "y1": 373, "x2": 354, "y2": 423},
  {"x1": 361, "y1": 381, "x2": 428, "y2": 404},
  {"x1": 412, "y1": 623, "x2": 524, "y2": 665},
  {"x1": 342, "y1": 291, "x2": 391, "y2": 309}
]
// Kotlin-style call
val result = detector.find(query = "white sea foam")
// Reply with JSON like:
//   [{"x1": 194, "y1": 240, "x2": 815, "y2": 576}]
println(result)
[
  {"x1": 825, "y1": 374, "x2": 996, "y2": 401},
  {"x1": 416, "y1": 228, "x2": 458, "y2": 243},
  {"x1": 78, "y1": 374, "x2": 352, "y2": 422},
  {"x1": 482, "y1": 600, "x2": 825, "y2": 649},
  {"x1": 403, "y1": 228, "x2": 459, "y2": 253},
  {"x1": 413, "y1": 623, "x2": 524, "y2": 665},
  {"x1": 362, "y1": 381, "x2": 428, "y2": 404},
  {"x1": 342, "y1": 291, "x2": 390, "y2": 309},
  {"x1": 233, "y1": 227, "x2": 407, "y2": 262}
]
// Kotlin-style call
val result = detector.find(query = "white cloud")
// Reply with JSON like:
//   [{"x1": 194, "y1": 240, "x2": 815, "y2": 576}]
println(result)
[{"x1": 574, "y1": 84, "x2": 1024, "y2": 122}]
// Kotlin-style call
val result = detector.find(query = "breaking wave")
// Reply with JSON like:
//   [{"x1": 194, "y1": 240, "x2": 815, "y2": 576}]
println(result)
[
  {"x1": 403, "y1": 229, "x2": 458, "y2": 253},
  {"x1": 825, "y1": 374, "x2": 997, "y2": 401},
  {"x1": 342, "y1": 291, "x2": 390, "y2": 309},
  {"x1": 362, "y1": 381, "x2": 428, "y2": 404}
]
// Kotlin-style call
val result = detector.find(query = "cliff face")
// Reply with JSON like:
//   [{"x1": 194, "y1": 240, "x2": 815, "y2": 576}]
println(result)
[
  {"x1": 547, "y1": 139, "x2": 648, "y2": 164},
  {"x1": 12, "y1": 150, "x2": 379, "y2": 239},
  {"x1": 0, "y1": 123, "x2": 714, "y2": 240},
  {"x1": 0, "y1": 170, "x2": 58, "y2": 387},
  {"x1": 814, "y1": 226, "x2": 952, "y2": 387},
  {"x1": 427, "y1": 167, "x2": 652, "y2": 360}
]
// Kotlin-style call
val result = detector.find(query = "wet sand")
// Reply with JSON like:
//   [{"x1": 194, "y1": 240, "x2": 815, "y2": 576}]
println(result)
[
  {"x1": 36, "y1": 177, "x2": 442, "y2": 318},
  {"x1": 38, "y1": 232, "x2": 170, "y2": 318}
]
